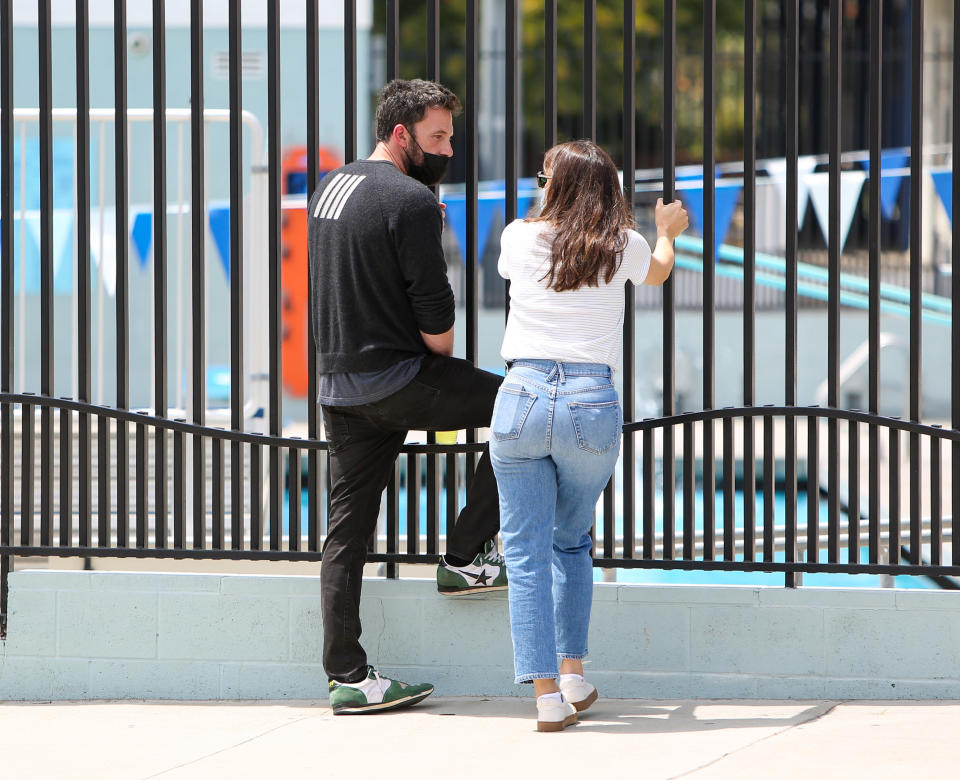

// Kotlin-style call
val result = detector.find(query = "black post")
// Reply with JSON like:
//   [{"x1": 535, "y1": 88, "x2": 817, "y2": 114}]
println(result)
[
  {"x1": 228, "y1": 0, "x2": 244, "y2": 548},
  {"x1": 115, "y1": 0, "x2": 130, "y2": 547},
  {"x1": 661, "y1": 0, "x2": 676, "y2": 560},
  {"x1": 742, "y1": 0, "x2": 757, "y2": 561},
  {"x1": 153, "y1": 0, "x2": 168, "y2": 547},
  {"x1": 190, "y1": 0, "x2": 206, "y2": 548},
  {"x1": 1, "y1": 0, "x2": 14, "y2": 590},
  {"x1": 76, "y1": 0, "x2": 92, "y2": 548}
]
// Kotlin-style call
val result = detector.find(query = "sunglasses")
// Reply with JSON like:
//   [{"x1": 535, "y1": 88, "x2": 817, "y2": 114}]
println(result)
[{"x1": 536, "y1": 171, "x2": 552, "y2": 188}]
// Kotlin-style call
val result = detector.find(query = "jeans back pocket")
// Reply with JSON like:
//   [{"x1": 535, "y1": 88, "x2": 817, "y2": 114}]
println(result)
[
  {"x1": 567, "y1": 400, "x2": 621, "y2": 454},
  {"x1": 492, "y1": 386, "x2": 537, "y2": 441}
]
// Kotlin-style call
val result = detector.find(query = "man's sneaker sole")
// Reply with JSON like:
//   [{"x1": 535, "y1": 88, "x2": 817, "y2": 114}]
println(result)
[
  {"x1": 569, "y1": 688, "x2": 598, "y2": 712},
  {"x1": 537, "y1": 712, "x2": 578, "y2": 732},
  {"x1": 437, "y1": 583, "x2": 509, "y2": 596},
  {"x1": 331, "y1": 686, "x2": 434, "y2": 715}
]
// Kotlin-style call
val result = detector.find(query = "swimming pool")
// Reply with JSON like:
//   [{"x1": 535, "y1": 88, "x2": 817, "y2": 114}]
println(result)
[{"x1": 283, "y1": 460, "x2": 938, "y2": 590}]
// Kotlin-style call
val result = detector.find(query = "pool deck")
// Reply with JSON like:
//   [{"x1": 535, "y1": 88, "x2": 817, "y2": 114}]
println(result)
[{"x1": 3, "y1": 697, "x2": 958, "y2": 778}]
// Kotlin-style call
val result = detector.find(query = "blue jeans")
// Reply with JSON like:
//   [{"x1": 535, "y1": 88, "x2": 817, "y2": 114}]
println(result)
[{"x1": 489, "y1": 359, "x2": 621, "y2": 684}]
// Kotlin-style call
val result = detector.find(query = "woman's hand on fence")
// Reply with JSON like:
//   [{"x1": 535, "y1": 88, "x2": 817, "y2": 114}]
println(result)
[{"x1": 655, "y1": 198, "x2": 689, "y2": 241}]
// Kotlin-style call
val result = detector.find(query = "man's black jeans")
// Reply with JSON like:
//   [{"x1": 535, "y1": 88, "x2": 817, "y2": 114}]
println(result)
[{"x1": 319, "y1": 353, "x2": 502, "y2": 683}]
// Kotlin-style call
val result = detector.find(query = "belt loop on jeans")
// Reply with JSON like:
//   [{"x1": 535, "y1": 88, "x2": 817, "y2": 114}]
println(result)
[{"x1": 557, "y1": 361, "x2": 566, "y2": 384}]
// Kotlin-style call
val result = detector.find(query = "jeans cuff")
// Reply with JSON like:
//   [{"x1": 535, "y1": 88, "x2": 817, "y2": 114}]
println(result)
[
  {"x1": 515, "y1": 673, "x2": 559, "y2": 684},
  {"x1": 557, "y1": 653, "x2": 588, "y2": 660}
]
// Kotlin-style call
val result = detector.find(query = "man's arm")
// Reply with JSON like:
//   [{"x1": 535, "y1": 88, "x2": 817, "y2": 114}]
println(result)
[
  {"x1": 394, "y1": 193, "x2": 457, "y2": 341},
  {"x1": 421, "y1": 326, "x2": 454, "y2": 357}
]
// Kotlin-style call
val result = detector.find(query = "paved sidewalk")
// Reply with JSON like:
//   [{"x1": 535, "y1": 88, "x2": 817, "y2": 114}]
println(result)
[{"x1": 2, "y1": 698, "x2": 958, "y2": 779}]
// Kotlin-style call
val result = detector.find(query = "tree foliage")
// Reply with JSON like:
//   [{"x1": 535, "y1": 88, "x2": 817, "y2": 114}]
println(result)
[{"x1": 374, "y1": 1, "x2": 748, "y2": 174}]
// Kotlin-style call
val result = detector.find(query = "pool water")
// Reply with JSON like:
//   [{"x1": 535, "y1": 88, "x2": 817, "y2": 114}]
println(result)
[{"x1": 283, "y1": 463, "x2": 938, "y2": 590}]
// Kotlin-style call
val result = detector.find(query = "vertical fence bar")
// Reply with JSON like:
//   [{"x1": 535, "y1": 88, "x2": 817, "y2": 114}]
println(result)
[
  {"x1": 173, "y1": 428, "x2": 185, "y2": 547},
  {"x1": 954, "y1": 0, "x2": 960, "y2": 569},
  {"x1": 228, "y1": 0, "x2": 244, "y2": 550},
  {"x1": 0, "y1": 555, "x2": 7, "y2": 637},
  {"x1": 76, "y1": 0, "x2": 92, "y2": 548},
  {"x1": 722, "y1": 416, "x2": 733, "y2": 560},
  {"x1": 304, "y1": 0, "x2": 318, "y2": 551},
  {"x1": 908, "y1": 0, "x2": 923, "y2": 556},
  {"x1": 344, "y1": 0, "x2": 356, "y2": 162},
  {"x1": 446, "y1": 451, "x2": 457, "y2": 541},
  {"x1": 267, "y1": 0, "x2": 285, "y2": 551},
  {"x1": 889, "y1": 428, "x2": 900, "y2": 564},
  {"x1": 0, "y1": 0, "x2": 12, "y2": 578},
  {"x1": 868, "y1": 0, "x2": 882, "y2": 565},
  {"x1": 152, "y1": 0, "x2": 168, "y2": 548},
  {"x1": 762, "y1": 412, "x2": 773, "y2": 561},
  {"x1": 21, "y1": 404, "x2": 34, "y2": 544},
  {"x1": 386, "y1": 0, "x2": 398, "y2": 81},
  {"x1": 622, "y1": 0, "x2": 636, "y2": 560},
  {"x1": 407, "y1": 452, "x2": 420, "y2": 555},
  {"x1": 741, "y1": 0, "x2": 756, "y2": 564},
  {"x1": 135, "y1": 421, "x2": 146, "y2": 547},
  {"x1": 386, "y1": 460, "x2": 399, "y2": 578},
  {"x1": 270, "y1": 444, "x2": 281, "y2": 549},
  {"x1": 506, "y1": 0, "x2": 518, "y2": 224},
  {"x1": 426, "y1": 0, "x2": 440, "y2": 556},
  {"x1": 59, "y1": 407, "x2": 72, "y2": 544},
  {"x1": 826, "y1": 0, "x2": 841, "y2": 565},
  {"x1": 603, "y1": 474, "x2": 614, "y2": 559},
  {"x1": 426, "y1": 446, "x2": 440, "y2": 556},
  {"x1": 190, "y1": 0, "x2": 205, "y2": 546},
  {"x1": 98, "y1": 417, "x2": 110, "y2": 546},
  {"x1": 642, "y1": 428, "x2": 654, "y2": 558},
  {"x1": 848, "y1": 419, "x2": 860, "y2": 562},
  {"x1": 545, "y1": 0, "x2": 557, "y2": 148},
  {"x1": 289, "y1": 448, "x2": 301, "y2": 551},
  {"x1": 807, "y1": 416, "x2": 819, "y2": 563},
  {"x1": 661, "y1": 0, "x2": 676, "y2": 561},
  {"x1": 39, "y1": 0, "x2": 54, "y2": 543},
  {"x1": 930, "y1": 433, "x2": 941, "y2": 565},
  {"x1": 583, "y1": 0, "x2": 595, "y2": 140},
  {"x1": 682, "y1": 422, "x2": 694, "y2": 558},
  {"x1": 211, "y1": 437, "x2": 224, "y2": 549},
  {"x1": 463, "y1": 0, "x2": 479, "y2": 481},
  {"x1": 250, "y1": 443, "x2": 262, "y2": 550},
  {"x1": 115, "y1": 0, "x2": 129, "y2": 547},
  {"x1": 784, "y1": 0, "x2": 799, "y2": 586},
  {"x1": 465, "y1": 0, "x2": 478, "y2": 366},
  {"x1": 427, "y1": 0, "x2": 439, "y2": 81},
  {"x1": 701, "y1": 0, "x2": 716, "y2": 562}
]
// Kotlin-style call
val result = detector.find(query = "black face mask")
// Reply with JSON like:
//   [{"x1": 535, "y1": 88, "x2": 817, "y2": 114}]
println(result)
[{"x1": 402, "y1": 129, "x2": 449, "y2": 186}]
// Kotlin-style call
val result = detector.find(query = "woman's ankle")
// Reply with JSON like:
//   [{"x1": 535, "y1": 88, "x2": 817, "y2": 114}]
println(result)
[
  {"x1": 532, "y1": 678, "x2": 560, "y2": 697},
  {"x1": 559, "y1": 659, "x2": 584, "y2": 677}
]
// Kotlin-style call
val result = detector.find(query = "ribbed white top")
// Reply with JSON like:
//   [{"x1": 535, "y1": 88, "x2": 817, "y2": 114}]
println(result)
[{"x1": 497, "y1": 219, "x2": 651, "y2": 372}]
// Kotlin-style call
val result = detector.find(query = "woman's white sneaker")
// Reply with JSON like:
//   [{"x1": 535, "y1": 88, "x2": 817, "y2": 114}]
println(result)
[
  {"x1": 558, "y1": 674, "x2": 598, "y2": 712},
  {"x1": 536, "y1": 694, "x2": 578, "y2": 732}
]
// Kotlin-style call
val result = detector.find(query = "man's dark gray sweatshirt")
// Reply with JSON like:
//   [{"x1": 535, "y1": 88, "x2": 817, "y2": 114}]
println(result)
[{"x1": 308, "y1": 158, "x2": 456, "y2": 376}]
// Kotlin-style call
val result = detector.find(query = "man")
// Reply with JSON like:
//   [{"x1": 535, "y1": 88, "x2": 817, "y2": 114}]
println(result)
[{"x1": 309, "y1": 79, "x2": 506, "y2": 715}]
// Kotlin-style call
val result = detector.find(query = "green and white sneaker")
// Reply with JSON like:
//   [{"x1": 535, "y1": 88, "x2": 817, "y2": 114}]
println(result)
[
  {"x1": 437, "y1": 540, "x2": 508, "y2": 595},
  {"x1": 328, "y1": 666, "x2": 434, "y2": 715}
]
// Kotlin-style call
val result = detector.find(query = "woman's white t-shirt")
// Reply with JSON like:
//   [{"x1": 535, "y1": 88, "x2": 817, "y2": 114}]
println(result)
[{"x1": 497, "y1": 219, "x2": 651, "y2": 372}]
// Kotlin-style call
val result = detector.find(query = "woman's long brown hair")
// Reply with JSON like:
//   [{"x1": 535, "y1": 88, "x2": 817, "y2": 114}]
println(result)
[{"x1": 530, "y1": 140, "x2": 636, "y2": 292}]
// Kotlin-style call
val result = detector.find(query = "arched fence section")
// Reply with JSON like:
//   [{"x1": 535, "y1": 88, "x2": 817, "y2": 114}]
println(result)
[{"x1": 2, "y1": 1, "x2": 960, "y2": 638}]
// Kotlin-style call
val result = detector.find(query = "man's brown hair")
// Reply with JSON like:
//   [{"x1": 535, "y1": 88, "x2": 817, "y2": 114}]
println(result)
[{"x1": 374, "y1": 79, "x2": 462, "y2": 142}]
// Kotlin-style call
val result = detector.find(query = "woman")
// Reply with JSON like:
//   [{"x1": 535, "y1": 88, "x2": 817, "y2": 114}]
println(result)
[{"x1": 490, "y1": 140, "x2": 687, "y2": 731}]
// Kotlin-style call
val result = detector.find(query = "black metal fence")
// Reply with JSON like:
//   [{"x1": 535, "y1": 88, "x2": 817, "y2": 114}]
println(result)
[{"x1": 1, "y1": 0, "x2": 959, "y2": 637}]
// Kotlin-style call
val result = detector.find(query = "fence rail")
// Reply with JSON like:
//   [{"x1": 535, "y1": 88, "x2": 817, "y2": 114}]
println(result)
[{"x1": 2, "y1": 1, "x2": 960, "y2": 638}]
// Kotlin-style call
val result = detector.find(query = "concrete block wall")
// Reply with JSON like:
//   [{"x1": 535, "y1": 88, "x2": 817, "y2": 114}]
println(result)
[{"x1": 2, "y1": 570, "x2": 960, "y2": 700}]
